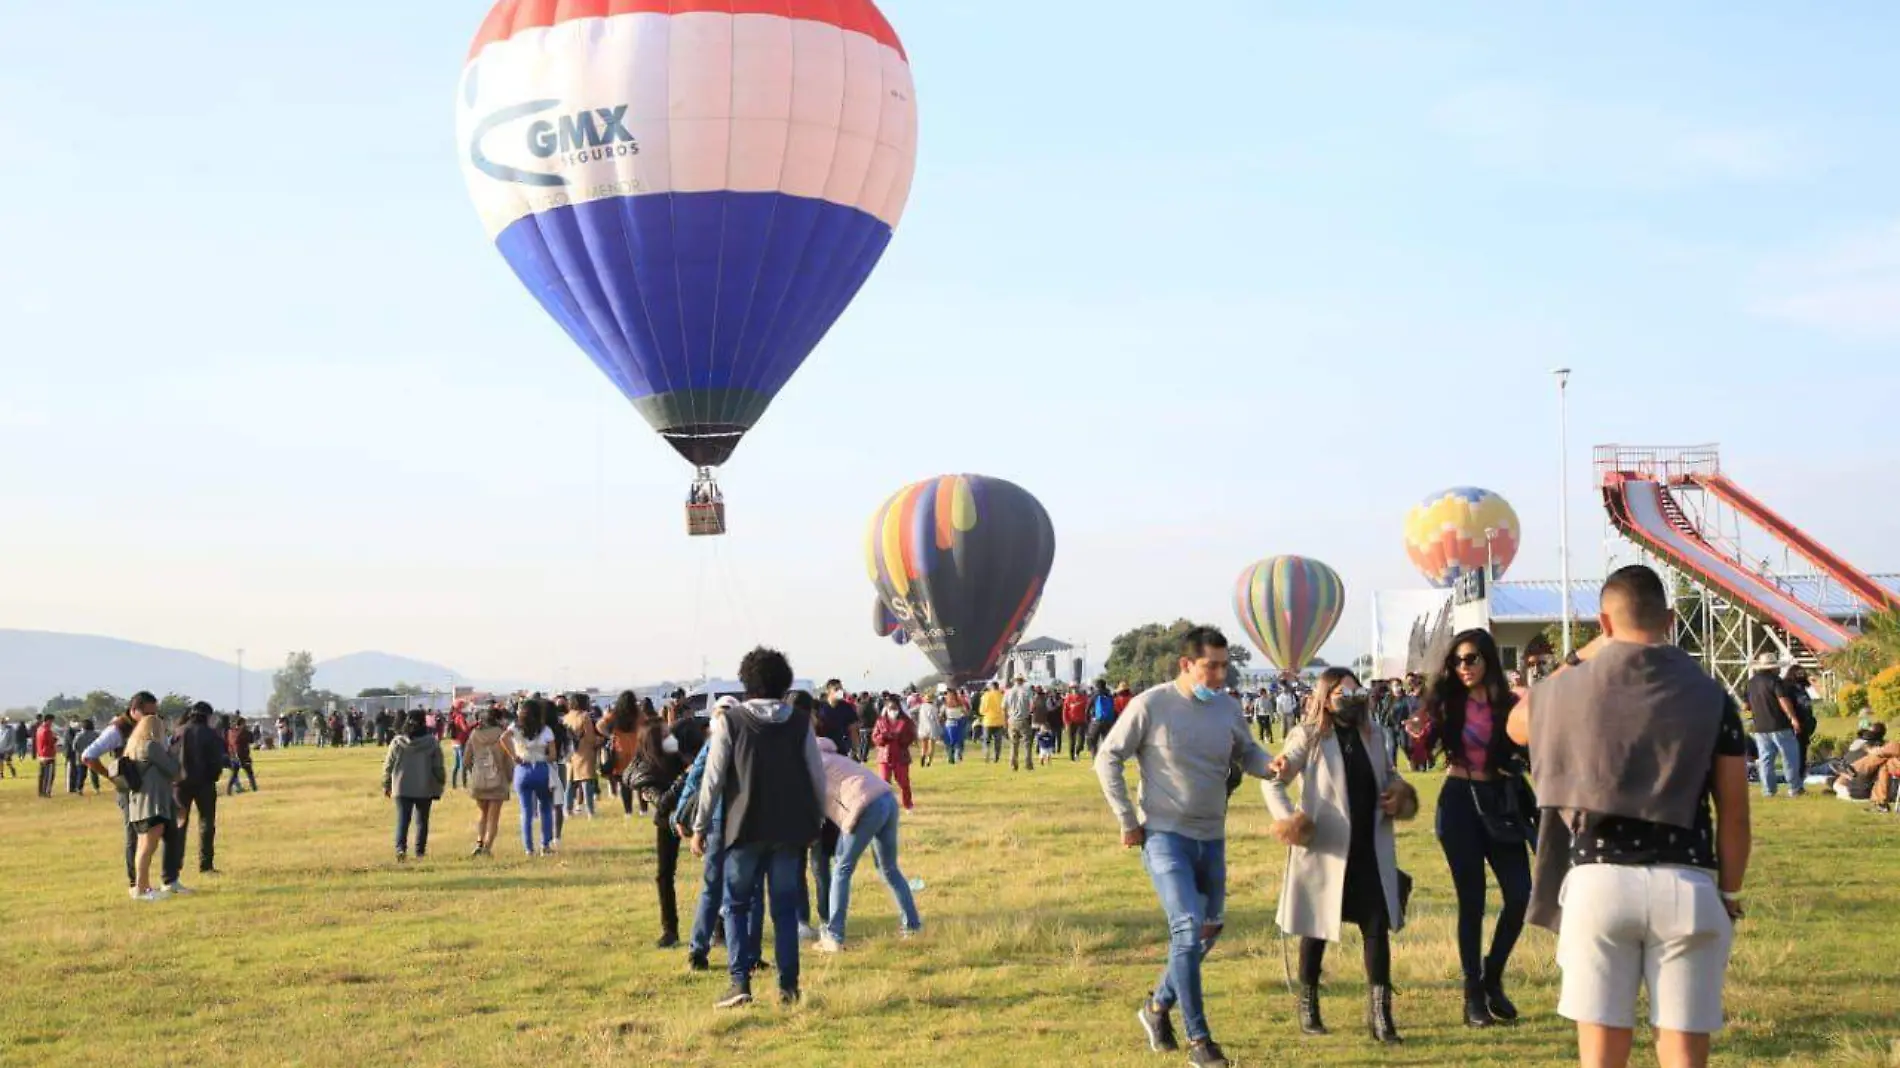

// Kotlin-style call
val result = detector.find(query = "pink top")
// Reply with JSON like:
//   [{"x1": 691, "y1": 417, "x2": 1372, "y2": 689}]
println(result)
[{"x1": 1461, "y1": 697, "x2": 1494, "y2": 774}]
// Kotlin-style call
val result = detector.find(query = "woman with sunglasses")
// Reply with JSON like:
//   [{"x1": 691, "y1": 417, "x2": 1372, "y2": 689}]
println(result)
[
  {"x1": 1263, "y1": 668, "x2": 1418, "y2": 1045},
  {"x1": 1423, "y1": 629, "x2": 1532, "y2": 1027}
]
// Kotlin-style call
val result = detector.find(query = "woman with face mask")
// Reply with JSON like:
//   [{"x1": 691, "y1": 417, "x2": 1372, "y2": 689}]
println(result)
[{"x1": 1263, "y1": 668, "x2": 1418, "y2": 1045}]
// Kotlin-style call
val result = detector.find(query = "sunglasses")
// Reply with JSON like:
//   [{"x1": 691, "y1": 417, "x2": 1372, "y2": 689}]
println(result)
[{"x1": 1452, "y1": 653, "x2": 1483, "y2": 668}]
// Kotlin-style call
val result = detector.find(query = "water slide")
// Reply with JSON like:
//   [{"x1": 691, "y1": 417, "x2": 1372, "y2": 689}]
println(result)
[
  {"x1": 1602, "y1": 475, "x2": 1853, "y2": 653},
  {"x1": 1690, "y1": 473, "x2": 1900, "y2": 616}
]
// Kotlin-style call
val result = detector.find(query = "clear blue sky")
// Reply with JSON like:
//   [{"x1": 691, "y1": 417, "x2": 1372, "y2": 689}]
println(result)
[{"x1": 3, "y1": 2, "x2": 1896, "y2": 689}]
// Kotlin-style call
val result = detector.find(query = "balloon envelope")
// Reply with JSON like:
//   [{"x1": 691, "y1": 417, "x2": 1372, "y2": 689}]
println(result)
[
  {"x1": 1233, "y1": 556, "x2": 1345, "y2": 672},
  {"x1": 873, "y1": 598, "x2": 900, "y2": 638},
  {"x1": 1404, "y1": 487, "x2": 1520, "y2": 588},
  {"x1": 865, "y1": 475, "x2": 1055, "y2": 683},
  {"x1": 458, "y1": 1, "x2": 919, "y2": 468}
]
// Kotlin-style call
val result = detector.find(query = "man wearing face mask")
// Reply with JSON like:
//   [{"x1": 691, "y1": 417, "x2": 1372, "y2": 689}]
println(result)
[{"x1": 1095, "y1": 625, "x2": 1275, "y2": 1068}]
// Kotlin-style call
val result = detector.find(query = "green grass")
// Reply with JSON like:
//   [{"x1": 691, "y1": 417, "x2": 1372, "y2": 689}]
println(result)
[{"x1": 2, "y1": 744, "x2": 1897, "y2": 1067}]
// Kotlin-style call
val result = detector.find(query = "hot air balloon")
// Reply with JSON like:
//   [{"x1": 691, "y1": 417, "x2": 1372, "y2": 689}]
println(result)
[
  {"x1": 891, "y1": 628, "x2": 911, "y2": 647},
  {"x1": 1233, "y1": 556, "x2": 1345, "y2": 673},
  {"x1": 873, "y1": 598, "x2": 900, "y2": 639},
  {"x1": 866, "y1": 475, "x2": 1056, "y2": 683},
  {"x1": 1403, "y1": 487, "x2": 1520, "y2": 587},
  {"x1": 458, "y1": 1, "x2": 919, "y2": 535}
]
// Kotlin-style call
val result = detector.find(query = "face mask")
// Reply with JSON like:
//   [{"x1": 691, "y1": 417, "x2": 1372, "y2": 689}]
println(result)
[{"x1": 1191, "y1": 684, "x2": 1219, "y2": 703}]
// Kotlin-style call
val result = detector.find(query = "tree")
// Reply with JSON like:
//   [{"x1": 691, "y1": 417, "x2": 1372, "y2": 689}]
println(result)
[
  {"x1": 1826, "y1": 610, "x2": 1900, "y2": 685},
  {"x1": 157, "y1": 693, "x2": 194, "y2": 719},
  {"x1": 357, "y1": 682, "x2": 426, "y2": 700},
  {"x1": 1104, "y1": 619, "x2": 1231, "y2": 692},
  {"x1": 1536, "y1": 620, "x2": 1602, "y2": 657},
  {"x1": 270, "y1": 651, "x2": 317, "y2": 716},
  {"x1": 80, "y1": 690, "x2": 124, "y2": 722},
  {"x1": 42, "y1": 693, "x2": 84, "y2": 717}
]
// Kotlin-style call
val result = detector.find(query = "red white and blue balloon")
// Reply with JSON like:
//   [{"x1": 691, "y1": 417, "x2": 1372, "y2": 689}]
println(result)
[{"x1": 458, "y1": 1, "x2": 919, "y2": 469}]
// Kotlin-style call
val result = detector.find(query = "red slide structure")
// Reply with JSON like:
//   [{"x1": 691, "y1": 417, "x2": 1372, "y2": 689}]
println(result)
[
  {"x1": 1690, "y1": 473, "x2": 1900, "y2": 617},
  {"x1": 1599, "y1": 450, "x2": 1855, "y2": 655}
]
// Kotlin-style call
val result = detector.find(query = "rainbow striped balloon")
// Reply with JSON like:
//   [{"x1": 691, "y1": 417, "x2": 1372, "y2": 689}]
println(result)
[
  {"x1": 1403, "y1": 486, "x2": 1520, "y2": 588},
  {"x1": 1233, "y1": 556, "x2": 1345, "y2": 672}
]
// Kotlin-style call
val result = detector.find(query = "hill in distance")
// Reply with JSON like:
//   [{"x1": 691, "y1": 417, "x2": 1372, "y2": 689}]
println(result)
[{"x1": 0, "y1": 629, "x2": 473, "y2": 714}]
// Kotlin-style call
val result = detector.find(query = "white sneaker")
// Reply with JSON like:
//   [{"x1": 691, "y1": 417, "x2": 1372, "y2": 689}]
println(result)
[
  {"x1": 128, "y1": 887, "x2": 141, "y2": 900},
  {"x1": 549, "y1": 839, "x2": 560, "y2": 854},
  {"x1": 797, "y1": 923, "x2": 819, "y2": 942},
  {"x1": 165, "y1": 882, "x2": 194, "y2": 895},
  {"x1": 815, "y1": 935, "x2": 844, "y2": 953},
  {"x1": 135, "y1": 889, "x2": 165, "y2": 902},
  {"x1": 899, "y1": 925, "x2": 923, "y2": 940}
]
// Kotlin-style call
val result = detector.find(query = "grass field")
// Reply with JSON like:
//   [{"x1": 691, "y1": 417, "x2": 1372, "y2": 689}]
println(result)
[{"x1": 2, "y1": 734, "x2": 1897, "y2": 1068}]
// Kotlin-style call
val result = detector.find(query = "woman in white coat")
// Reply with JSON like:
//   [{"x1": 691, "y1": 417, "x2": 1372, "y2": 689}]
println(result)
[{"x1": 1263, "y1": 667, "x2": 1418, "y2": 1045}]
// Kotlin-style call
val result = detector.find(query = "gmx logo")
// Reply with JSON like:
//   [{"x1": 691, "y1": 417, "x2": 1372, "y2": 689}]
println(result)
[{"x1": 469, "y1": 100, "x2": 640, "y2": 188}]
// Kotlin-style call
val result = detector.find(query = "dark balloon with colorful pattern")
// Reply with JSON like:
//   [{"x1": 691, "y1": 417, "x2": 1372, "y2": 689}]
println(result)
[{"x1": 865, "y1": 475, "x2": 1056, "y2": 683}]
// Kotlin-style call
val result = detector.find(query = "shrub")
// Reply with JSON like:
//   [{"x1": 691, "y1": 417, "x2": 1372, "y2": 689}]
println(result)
[
  {"x1": 1838, "y1": 683, "x2": 1870, "y2": 718},
  {"x1": 1868, "y1": 666, "x2": 1900, "y2": 721}
]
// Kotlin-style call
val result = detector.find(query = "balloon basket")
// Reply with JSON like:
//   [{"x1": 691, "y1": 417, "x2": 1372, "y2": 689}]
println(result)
[{"x1": 686, "y1": 469, "x2": 726, "y2": 537}]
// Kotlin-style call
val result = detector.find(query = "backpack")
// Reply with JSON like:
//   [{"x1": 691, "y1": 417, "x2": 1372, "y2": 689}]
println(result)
[{"x1": 469, "y1": 737, "x2": 508, "y2": 793}]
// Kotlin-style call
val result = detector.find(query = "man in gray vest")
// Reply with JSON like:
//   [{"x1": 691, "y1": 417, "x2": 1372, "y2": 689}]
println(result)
[
  {"x1": 1507, "y1": 565, "x2": 1751, "y2": 1068},
  {"x1": 691, "y1": 647, "x2": 825, "y2": 1010}
]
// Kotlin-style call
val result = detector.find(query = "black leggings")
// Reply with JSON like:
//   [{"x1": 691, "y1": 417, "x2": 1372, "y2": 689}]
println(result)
[
  {"x1": 1436, "y1": 777, "x2": 1531, "y2": 984},
  {"x1": 1299, "y1": 910, "x2": 1390, "y2": 987},
  {"x1": 655, "y1": 822, "x2": 681, "y2": 936}
]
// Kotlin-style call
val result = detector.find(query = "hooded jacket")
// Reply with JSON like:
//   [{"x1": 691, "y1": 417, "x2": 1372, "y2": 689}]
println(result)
[
  {"x1": 383, "y1": 732, "x2": 447, "y2": 800},
  {"x1": 691, "y1": 698, "x2": 825, "y2": 846}
]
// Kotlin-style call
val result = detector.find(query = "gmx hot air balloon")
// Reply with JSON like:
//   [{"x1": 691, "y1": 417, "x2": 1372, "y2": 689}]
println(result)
[
  {"x1": 458, "y1": 0, "x2": 919, "y2": 536},
  {"x1": 1403, "y1": 487, "x2": 1520, "y2": 587},
  {"x1": 867, "y1": 475, "x2": 1056, "y2": 683},
  {"x1": 1233, "y1": 556, "x2": 1345, "y2": 673}
]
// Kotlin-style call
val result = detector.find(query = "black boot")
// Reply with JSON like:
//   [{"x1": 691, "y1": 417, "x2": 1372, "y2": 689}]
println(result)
[
  {"x1": 1483, "y1": 964, "x2": 1519, "y2": 1022},
  {"x1": 1298, "y1": 983, "x2": 1328, "y2": 1036},
  {"x1": 1463, "y1": 978, "x2": 1496, "y2": 1028},
  {"x1": 1367, "y1": 984, "x2": 1403, "y2": 1044}
]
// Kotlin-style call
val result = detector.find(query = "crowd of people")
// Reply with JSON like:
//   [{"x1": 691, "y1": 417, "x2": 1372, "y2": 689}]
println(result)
[
  {"x1": 1093, "y1": 565, "x2": 1752, "y2": 1068},
  {"x1": 1, "y1": 707, "x2": 262, "y2": 804},
  {"x1": 17, "y1": 562, "x2": 1777, "y2": 1067}
]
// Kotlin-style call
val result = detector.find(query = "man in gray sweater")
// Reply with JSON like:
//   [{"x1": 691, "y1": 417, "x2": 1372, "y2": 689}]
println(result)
[{"x1": 1095, "y1": 625, "x2": 1275, "y2": 1068}]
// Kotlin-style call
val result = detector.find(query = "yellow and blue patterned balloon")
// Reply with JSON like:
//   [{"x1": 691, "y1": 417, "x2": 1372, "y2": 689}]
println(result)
[
  {"x1": 1233, "y1": 556, "x2": 1345, "y2": 672},
  {"x1": 1403, "y1": 487, "x2": 1520, "y2": 588}
]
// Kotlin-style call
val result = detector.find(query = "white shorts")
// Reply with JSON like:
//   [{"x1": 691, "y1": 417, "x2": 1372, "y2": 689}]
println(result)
[{"x1": 1557, "y1": 864, "x2": 1733, "y2": 1034}]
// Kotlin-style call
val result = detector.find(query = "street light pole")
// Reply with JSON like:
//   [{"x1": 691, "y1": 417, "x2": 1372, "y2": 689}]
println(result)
[
  {"x1": 237, "y1": 648, "x2": 245, "y2": 715},
  {"x1": 1553, "y1": 368, "x2": 1574, "y2": 656}
]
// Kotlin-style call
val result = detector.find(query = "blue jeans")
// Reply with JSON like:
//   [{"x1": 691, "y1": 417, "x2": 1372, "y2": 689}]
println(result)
[
  {"x1": 1753, "y1": 729, "x2": 1804, "y2": 796},
  {"x1": 514, "y1": 762, "x2": 555, "y2": 851},
  {"x1": 1142, "y1": 832, "x2": 1227, "y2": 1044},
  {"x1": 394, "y1": 797, "x2": 433, "y2": 855},
  {"x1": 825, "y1": 793, "x2": 921, "y2": 943},
  {"x1": 723, "y1": 843, "x2": 804, "y2": 992},
  {"x1": 690, "y1": 821, "x2": 766, "y2": 959},
  {"x1": 450, "y1": 744, "x2": 465, "y2": 789},
  {"x1": 942, "y1": 719, "x2": 966, "y2": 763}
]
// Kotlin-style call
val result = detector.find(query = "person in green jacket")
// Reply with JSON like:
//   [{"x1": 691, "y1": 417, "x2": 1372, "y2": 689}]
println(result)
[{"x1": 384, "y1": 712, "x2": 447, "y2": 861}]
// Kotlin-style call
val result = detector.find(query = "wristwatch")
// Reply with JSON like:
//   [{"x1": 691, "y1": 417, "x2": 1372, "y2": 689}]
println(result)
[{"x1": 1719, "y1": 890, "x2": 1743, "y2": 902}]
